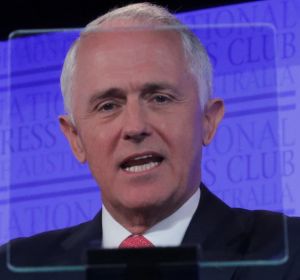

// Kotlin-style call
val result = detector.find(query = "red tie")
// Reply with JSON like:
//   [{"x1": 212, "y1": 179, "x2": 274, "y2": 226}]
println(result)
[{"x1": 119, "y1": 235, "x2": 154, "y2": 248}]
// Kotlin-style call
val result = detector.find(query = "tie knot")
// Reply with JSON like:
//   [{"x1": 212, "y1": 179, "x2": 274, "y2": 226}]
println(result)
[{"x1": 119, "y1": 235, "x2": 154, "y2": 248}]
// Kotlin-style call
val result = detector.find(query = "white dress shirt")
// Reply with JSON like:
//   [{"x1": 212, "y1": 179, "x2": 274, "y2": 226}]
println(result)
[{"x1": 102, "y1": 188, "x2": 200, "y2": 248}]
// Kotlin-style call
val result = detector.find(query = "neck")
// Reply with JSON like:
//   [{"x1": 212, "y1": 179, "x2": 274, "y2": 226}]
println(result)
[
  {"x1": 104, "y1": 205, "x2": 166, "y2": 234},
  {"x1": 103, "y1": 188, "x2": 198, "y2": 234}
]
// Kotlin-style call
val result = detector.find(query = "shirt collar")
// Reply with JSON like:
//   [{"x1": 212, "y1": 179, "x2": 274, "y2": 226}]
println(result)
[{"x1": 102, "y1": 188, "x2": 200, "y2": 248}]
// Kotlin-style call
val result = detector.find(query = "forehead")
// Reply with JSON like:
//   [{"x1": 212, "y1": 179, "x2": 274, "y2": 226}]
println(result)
[
  {"x1": 72, "y1": 26, "x2": 190, "y2": 89},
  {"x1": 76, "y1": 24, "x2": 186, "y2": 68}
]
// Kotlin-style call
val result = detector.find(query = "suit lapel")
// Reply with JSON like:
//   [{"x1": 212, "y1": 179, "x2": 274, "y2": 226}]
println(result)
[
  {"x1": 182, "y1": 184, "x2": 247, "y2": 280},
  {"x1": 61, "y1": 211, "x2": 103, "y2": 264}
]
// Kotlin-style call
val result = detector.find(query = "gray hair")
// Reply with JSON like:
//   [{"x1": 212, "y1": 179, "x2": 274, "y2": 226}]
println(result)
[{"x1": 60, "y1": 2, "x2": 212, "y2": 119}]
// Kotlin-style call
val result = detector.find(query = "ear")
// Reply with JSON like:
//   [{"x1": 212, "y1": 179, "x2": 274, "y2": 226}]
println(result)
[
  {"x1": 202, "y1": 98, "x2": 224, "y2": 146},
  {"x1": 59, "y1": 115, "x2": 87, "y2": 163}
]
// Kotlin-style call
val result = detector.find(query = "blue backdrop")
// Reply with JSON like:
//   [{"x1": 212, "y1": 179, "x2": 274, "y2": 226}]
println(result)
[{"x1": 0, "y1": 0, "x2": 299, "y2": 245}]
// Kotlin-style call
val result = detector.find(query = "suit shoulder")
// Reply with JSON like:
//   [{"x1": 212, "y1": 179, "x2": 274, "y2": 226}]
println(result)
[
  {"x1": 231, "y1": 207, "x2": 300, "y2": 257},
  {"x1": 234, "y1": 208, "x2": 300, "y2": 235},
  {"x1": 0, "y1": 218, "x2": 97, "y2": 267},
  {"x1": 8, "y1": 219, "x2": 91, "y2": 248}
]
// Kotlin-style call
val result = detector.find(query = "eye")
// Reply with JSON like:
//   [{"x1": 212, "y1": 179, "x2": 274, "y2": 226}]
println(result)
[
  {"x1": 96, "y1": 101, "x2": 119, "y2": 112},
  {"x1": 152, "y1": 94, "x2": 172, "y2": 104}
]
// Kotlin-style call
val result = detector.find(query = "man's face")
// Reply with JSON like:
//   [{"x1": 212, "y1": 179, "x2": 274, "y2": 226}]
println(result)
[{"x1": 60, "y1": 26, "x2": 223, "y2": 226}]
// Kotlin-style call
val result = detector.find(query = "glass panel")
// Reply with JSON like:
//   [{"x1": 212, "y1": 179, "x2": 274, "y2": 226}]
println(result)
[
  {"x1": 197, "y1": 24, "x2": 286, "y2": 267},
  {"x1": 0, "y1": 40, "x2": 10, "y2": 260},
  {"x1": 6, "y1": 23, "x2": 287, "y2": 275}
]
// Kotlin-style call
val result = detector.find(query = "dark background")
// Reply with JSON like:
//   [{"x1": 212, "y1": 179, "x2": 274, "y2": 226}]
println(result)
[{"x1": 0, "y1": 0, "x2": 259, "y2": 41}]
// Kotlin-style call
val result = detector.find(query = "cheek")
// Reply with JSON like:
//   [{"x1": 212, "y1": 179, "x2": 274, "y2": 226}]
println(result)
[
  {"x1": 171, "y1": 115, "x2": 203, "y2": 169},
  {"x1": 173, "y1": 115, "x2": 203, "y2": 148},
  {"x1": 81, "y1": 130, "x2": 111, "y2": 165},
  {"x1": 82, "y1": 121, "x2": 116, "y2": 147}
]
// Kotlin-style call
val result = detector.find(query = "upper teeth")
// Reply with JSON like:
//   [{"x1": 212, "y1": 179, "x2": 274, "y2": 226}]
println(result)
[
  {"x1": 134, "y1": 155, "x2": 152, "y2": 160},
  {"x1": 125, "y1": 162, "x2": 158, "y2": 173}
]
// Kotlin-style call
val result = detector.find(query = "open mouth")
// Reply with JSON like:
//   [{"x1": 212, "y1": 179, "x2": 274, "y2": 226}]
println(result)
[{"x1": 120, "y1": 152, "x2": 164, "y2": 173}]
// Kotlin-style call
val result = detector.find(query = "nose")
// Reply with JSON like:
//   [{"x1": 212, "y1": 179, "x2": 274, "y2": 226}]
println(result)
[{"x1": 122, "y1": 103, "x2": 151, "y2": 143}]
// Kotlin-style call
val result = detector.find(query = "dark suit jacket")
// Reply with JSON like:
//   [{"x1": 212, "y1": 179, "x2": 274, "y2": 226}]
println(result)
[{"x1": 1, "y1": 184, "x2": 300, "y2": 280}]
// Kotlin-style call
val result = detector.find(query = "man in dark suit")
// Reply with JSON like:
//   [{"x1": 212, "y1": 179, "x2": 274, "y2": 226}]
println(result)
[
  {"x1": 1, "y1": 184, "x2": 300, "y2": 279},
  {"x1": 1, "y1": 2, "x2": 300, "y2": 279}
]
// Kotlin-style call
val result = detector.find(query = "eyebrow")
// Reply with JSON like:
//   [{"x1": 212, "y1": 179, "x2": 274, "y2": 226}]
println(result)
[
  {"x1": 140, "y1": 82, "x2": 180, "y2": 97},
  {"x1": 88, "y1": 88, "x2": 125, "y2": 107},
  {"x1": 88, "y1": 82, "x2": 180, "y2": 107}
]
